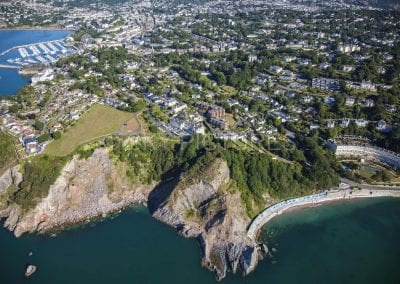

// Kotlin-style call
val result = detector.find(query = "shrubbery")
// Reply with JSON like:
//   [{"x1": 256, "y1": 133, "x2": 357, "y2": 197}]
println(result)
[
  {"x1": 14, "y1": 155, "x2": 68, "y2": 211},
  {"x1": 0, "y1": 131, "x2": 17, "y2": 172},
  {"x1": 109, "y1": 135, "x2": 339, "y2": 217}
]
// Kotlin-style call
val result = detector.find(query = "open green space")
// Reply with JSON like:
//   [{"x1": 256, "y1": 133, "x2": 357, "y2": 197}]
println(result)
[
  {"x1": 341, "y1": 160, "x2": 400, "y2": 184},
  {"x1": 45, "y1": 104, "x2": 134, "y2": 156}
]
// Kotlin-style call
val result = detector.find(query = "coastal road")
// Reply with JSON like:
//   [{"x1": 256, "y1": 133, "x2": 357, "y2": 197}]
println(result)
[{"x1": 247, "y1": 181, "x2": 400, "y2": 240}]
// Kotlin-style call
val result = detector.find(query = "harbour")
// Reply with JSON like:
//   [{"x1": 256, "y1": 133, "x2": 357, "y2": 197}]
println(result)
[
  {"x1": 0, "y1": 29, "x2": 72, "y2": 96},
  {"x1": 1, "y1": 39, "x2": 76, "y2": 68},
  {"x1": 0, "y1": 5, "x2": 399, "y2": 283}
]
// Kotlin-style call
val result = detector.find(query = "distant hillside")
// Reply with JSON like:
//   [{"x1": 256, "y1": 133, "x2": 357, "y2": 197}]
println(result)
[
  {"x1": 373, "y1": 0, "x2": 400, "y2": 10},
  {"x1": 350, "y1": 0, "x2": 400, "y2": 10}
]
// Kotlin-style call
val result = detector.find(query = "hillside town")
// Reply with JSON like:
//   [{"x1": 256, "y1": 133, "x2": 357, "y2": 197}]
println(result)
[
  {"x1": 0, "y1": 0, "x2": 399, "y2": 182},
  {"x1": 1, "y1": 1, "x2": 400, "y2": 282}
]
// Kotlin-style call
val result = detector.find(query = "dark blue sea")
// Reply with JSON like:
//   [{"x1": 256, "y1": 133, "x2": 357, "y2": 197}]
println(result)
[{"x1": 1, "y1": 198, "x2": 399, "y2": 284}]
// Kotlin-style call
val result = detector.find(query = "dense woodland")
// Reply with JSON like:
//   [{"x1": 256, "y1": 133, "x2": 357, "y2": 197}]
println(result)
[
  {"x1": 108, "y1": 134, "x2": 339, "y2": 217},
  {"x1": 13, "y1": 155, "x2": 68, "y2": 211},
  {"x1": 1, "y1": 130, "x2": 339, "y2": 215},
  {"x1": 57, "y1": 47, "x2": 137, "y2": 95}
]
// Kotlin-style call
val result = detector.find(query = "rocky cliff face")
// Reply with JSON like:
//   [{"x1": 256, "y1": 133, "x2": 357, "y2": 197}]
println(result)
[
  {"x1": 0, "y1": 165, "x2": 22, "y2": 211},
  {"x1": 0, "y1": 165, "x2": 22, "y2": 196},
  {"x1": 0, "y1": 150, "x2": 261, "y2": 280},
  {"x1": 0, "y1": 148, "x2": 152, "y2": 237},
  {"x1": 152, "y1": 158, "x2": 260, "y2": 280}
]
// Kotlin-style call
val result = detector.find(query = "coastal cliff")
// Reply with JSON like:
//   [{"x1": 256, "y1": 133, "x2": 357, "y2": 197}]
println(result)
[
  {"x1": 151, "y1": 158, "x2": 259, "y2": 280},
  {"x1": 0, "y1": 165, "x2": 22, "y2": 196},
  {"x1": 0, "y1": 147, "x2": 261, "y2": 280},
  {"x1": 0, "y1": 148, "x2": 152, "y2": 237}
]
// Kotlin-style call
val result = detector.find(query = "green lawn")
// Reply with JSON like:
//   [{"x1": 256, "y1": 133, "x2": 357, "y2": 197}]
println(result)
[
  {"x1": 45, "y1": 104, "x2": 133, "y2": 156},
  {"x1": 225, "y1": 113, "x2": 236, "y2": 129}
]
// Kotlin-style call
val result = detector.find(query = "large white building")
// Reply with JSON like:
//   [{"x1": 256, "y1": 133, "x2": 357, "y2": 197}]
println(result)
[
  {"x1": 31, "y1": 69, "x2": 54, "y2": 84},
  {"x1": 327, "y1": 140, "x2": 400, "y2": 169},
  {"x1": 337, "y1": 44, "x2": 360, "y2": 53}
]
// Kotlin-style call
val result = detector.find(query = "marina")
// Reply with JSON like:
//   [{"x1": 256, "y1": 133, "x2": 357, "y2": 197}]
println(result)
[
  {"x1": 0, "y1": 39, "x2": 76, "y2": 68},
  {"x1": 0, "y1": 29, "x2": 71, "y2": 96}
]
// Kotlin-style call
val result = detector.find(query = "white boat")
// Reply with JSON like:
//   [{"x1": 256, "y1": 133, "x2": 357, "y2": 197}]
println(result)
[
  {"x1": 47, "y1": 42, "x2": 59, "y2": 53},
  {"x1": 30, "y1": 45, "x2": 41, "y2": 56},
  {"x1": 46, "y1": 54, "x2": 55, "y2": 62},
  {"x1": 18, "y1": 48, "x2": 28, "y2": 58},
  {"x1": 36, "y1": 56, "x2": 48, "y2": 63}
]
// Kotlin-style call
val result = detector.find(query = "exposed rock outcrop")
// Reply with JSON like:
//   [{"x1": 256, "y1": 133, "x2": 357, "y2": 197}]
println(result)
[
  {"x1": 0, "y1": 149, "x2": 152, "y2": 237},
  {"x1": 151, "y1": 158, "x2": 259, "y2": 280},
  {"x1": 25, "y1": 265, "x2": 37, "y2": 277},
  {"x1": 0, "y1": 165, "x2": 22, "y2": 196},
  {"x1": 0, "y1": 150, "x2": 261, "y2": 280}
]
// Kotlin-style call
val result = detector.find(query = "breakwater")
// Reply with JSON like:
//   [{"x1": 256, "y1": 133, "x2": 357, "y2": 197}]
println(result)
[
  {"x1": 0, "y1": 64, "x2": 19, "y2": 69},
  {"x1": 0, "y1": 39, "x2": 67, "y2": 57}
]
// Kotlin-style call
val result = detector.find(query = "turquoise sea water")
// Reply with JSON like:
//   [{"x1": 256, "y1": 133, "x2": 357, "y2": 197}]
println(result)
[
  {"x1": 0, "y1": 30, "x2": 70, "y2": 96},
  {"x1": 258, "y1": 197, "x2": 400, "y2": 284},
  {"x1": 1, "y1": 198, "x2": 399, "y2": 284}
]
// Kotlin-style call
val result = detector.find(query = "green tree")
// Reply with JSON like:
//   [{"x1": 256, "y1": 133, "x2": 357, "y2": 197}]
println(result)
[
  {"x1": 53, "y1": 131, "x2": 62, "y2": 140},
  {"x1": 34, "y1": 120, "x2": 44, "y2": 131}
]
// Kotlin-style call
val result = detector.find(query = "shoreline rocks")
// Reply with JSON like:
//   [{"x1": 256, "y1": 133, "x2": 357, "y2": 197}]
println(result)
[
  {"x1": 25, "y1": 265, "x2": 36, "y2": 277},
  {"x1": 0, "y1": 149, "x2": 153, "y2": 237},
  {"x1": 151, "y1": 158, "x2": 260, "y2": 280},
  {"x1": 0, "y1": 165, "x2": 22, "y2": 196},
  {"x1": 0, "y1": 150, "x2": 262, "y2": 281}
]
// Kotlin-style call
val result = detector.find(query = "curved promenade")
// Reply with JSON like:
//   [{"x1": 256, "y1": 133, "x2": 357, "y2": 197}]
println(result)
[{"x1": 247, "y1": 188, "x2": 400, "y2": 240}]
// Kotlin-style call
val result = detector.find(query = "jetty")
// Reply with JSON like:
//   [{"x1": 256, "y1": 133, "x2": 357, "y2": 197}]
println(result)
[{"x1": 0, "y1": 64, "x2": 20, "y2": 69}]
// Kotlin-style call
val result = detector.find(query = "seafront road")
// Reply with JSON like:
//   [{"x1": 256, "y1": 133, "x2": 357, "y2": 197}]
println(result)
[{"x1": 247, "y1": 180, "x2": 400, "y2": 240}]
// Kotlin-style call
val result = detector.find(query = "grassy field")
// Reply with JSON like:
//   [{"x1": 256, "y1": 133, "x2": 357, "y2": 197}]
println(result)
[
  {"x1": 117, "y1": 113, "x2": 141, "y2": 135},
  {"x1": 225, "y1": 113, "x2": 236, "y2": 129},
  {"x1": 45, "y1": 104, "x2": 135, "y2": 156}
]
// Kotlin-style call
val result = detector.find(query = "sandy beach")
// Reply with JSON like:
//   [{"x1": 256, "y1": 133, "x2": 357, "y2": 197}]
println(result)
[
  {"x1": 247, "y1": 188, "x2": 400, "y2": 240},
  {"x1": 285, "y1": 189, "x2": 400, "y2": 214}
]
